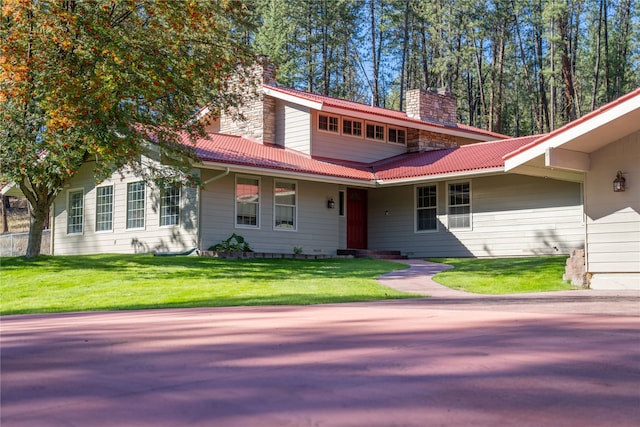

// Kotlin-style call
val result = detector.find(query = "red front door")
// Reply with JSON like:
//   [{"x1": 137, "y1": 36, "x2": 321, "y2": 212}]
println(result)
[{"x1": 347, "y1": 188, "x2": 368, "y2": 249}]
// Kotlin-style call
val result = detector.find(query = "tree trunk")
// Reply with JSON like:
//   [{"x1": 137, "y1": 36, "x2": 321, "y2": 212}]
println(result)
[
  {"x1": 26, "y1": 201, "x2": 48, "y2": 258},
  {"x1": 370, "y1": 0, "x2": 380, "y2": 106},
  {"x1": 558, "y1": 11, "x2": 577, "y2": 122},
  {"x1": 1, "y1": 195, "x2": 9, "y2": 234},
  {"x1": 19, "y1": 179, "x2": 56, "y2": 258},
  {"x1": 591, "y1": 0, "x2": 604, "y2": 110},
  {"x1": 399, "y1": 0, "x2": 410, "y2": 111}
]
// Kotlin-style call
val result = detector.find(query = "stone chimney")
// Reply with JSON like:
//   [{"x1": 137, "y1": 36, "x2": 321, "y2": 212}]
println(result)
[
  {"x1": 219, "y1": 58, "x2": 276, "y2": 144},
  {"x1": 405, "y1": 88, "x2": 458, "y2": 152},
  {"x1": 406, "y1": 88, "x2": 457, "y2": 126}
]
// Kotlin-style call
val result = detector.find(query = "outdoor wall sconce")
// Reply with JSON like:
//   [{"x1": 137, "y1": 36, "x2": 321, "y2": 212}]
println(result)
[
  {"x1": 613, "y1": 171, "x2": 626, "y2": 192},
  {"x1": 327, "y1": 197, "x2": 335, "y2": 209}
]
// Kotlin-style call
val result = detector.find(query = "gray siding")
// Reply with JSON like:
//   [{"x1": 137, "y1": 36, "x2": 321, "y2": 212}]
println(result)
[
  {"x1": 310, "y1": 112, "x2": 406, "y2": 163},
  {"x1": 199, "y1": 171, "x2": 341, "y2": 255},
  {"x1": 275, "y1": 100, "x2": 311, "y2": 153},
  {"x1": 368, "y1": 174, "x2": 585, "y2": 258},
  {"x1": 52, "y1": 162, "x2": 198, "y2": 255},
  {"x1": 584, "y1": 132, "x2": 640, "y2": 287}
]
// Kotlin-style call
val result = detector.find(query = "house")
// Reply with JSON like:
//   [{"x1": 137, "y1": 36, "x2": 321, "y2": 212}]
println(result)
[
  {"x1": 505, "y1": 88, "x2": 640, "y2": 290},
  {"x1": 47, "y1": 64, "x2": 588, "y2": 267}
]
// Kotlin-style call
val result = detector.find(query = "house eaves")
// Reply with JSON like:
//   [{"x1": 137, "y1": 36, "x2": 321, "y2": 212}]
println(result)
[
  {"x1": 374, "y1": 168, "x2": 507, "y2": 187},
  {"x1": 504, "y1": 88, "x2": 640, "y2": 181},
  {"x1": 197, "y1": 161, "x2": 379, "y2": 187},
  {"x1": 192, "y1": 133, "x2": 537, "y2": 188}
]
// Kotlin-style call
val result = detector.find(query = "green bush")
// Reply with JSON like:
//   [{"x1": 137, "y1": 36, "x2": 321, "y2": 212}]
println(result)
[{"x1": 208, "y1": 233, "x2": 252, "y2": 252}]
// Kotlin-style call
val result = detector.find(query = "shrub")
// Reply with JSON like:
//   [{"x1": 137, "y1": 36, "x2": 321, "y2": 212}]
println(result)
[{"x1": 208, "y1": 233, "x2": 253, "y2": 252}]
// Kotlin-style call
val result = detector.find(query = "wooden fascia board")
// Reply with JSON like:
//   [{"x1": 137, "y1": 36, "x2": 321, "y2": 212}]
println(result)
[
  {"x1": 373, "y1": 168, "x2": 507, "y2": 187},
  {"x1": 506, "y1": 92, "x2": 640, "y2": 171},
  {"x1": 508, "y1": 164, "x2": 585, "y2": 183},
  {"x1": 545, "y1": 147, "x2": 590, "y2": 172},
  {"x1": 262, "y1": 87, "x2": 323, "y2": 110},
  {"x1": 197, "y1": 161, "x2": 377, "y2": 187}
]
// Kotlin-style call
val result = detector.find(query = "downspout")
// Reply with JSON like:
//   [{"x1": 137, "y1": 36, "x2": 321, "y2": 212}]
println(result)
[
  {"x1": 50, "y1": 202, "x2": 55, "y2": 255},
  {"x1": 198, "y1": 167, "x2": 231, "y2": 250},
  {"x1": 203, "y1": 167, "x2": 230, "y2": 185}
]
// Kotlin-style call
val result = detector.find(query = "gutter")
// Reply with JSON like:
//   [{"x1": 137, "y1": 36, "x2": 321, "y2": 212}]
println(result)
[{"x1": 202, "y1": 167, "x2": 230, "y2": 185}]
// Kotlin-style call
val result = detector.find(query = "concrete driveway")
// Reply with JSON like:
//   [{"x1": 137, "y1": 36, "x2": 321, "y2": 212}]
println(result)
[{"x1": 2, "y1": 261, "x2": 639, "y2": 426}]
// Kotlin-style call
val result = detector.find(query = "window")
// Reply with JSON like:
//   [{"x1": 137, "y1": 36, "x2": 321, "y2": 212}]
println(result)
[
  {"x1": 274, "y1": 180, "x2": 296, "y2": 230},
  {"x1": 160, "y1": 186, "x2": 180, "y2": 227},
  {"x1": 342, "y1": 119, "x2": 362, "y2": 137},
  {"x1": 416, "y1": 185, "x2": 437, "y2": 231},
  {"x1": 127, "y1": 181, "x2": 146, "y2": 229},
  {"x1": 338, "y1": 190, "x2": 345, "y2": 216},
  {"x1": 388, "y1": 127, "x2": 406, "y2": 144},
  {"x1": 366, "y1": 122, "x2": 385, "y2": 141},
  {"x1": 318, "y1": 114, "x2": 339, "y2": 133},
  {"x1": 448, "y1": 182, "x2": 471, "y2": 229},
  {"x1": 95, "y1": 185, "x2": 113, "y2": 232},
  {"x1": 67, "y1": 190, "x2": 84, "y2": 234},
  {"x1": 236, "y1": 176, "x2": 260, "y2": 227}
]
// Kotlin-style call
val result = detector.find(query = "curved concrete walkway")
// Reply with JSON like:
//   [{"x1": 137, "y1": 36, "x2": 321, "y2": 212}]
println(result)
[
  {"x1": 2, "y1": 260, "x2": 639, "y2": 427},
  {"x1": 377, "y1": 259, "x2": 640, "y2": 317}
]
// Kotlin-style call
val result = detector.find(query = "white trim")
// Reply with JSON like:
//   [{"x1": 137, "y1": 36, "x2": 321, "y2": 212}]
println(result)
[
  {"x1": 95, "y1": 184, "x2": 114, "y2": 233},
  {"x1": 125, "y1": 181, "x2": 146, "y2": 231},
  {"x1": 545, "y1": 147, "x2": 590, "y2": 172},
  {"x1": 159, "y1": 185, "x2": 181, "y2": 228},
  {"x1": 66, "y1": 187, "x2": 85, "y2": 235},
  {"x1": 414, "y1": 183, "x2": 438, "y2": 233},
  {"x1": 235, "y1": 175, "x2": 261, "y2": 229},
  {"x1": 197, "y1": 163, "x2": 507, "y2": 188},
  {"x1": 273, "y1": 179, "x2": 298, "y2": 232},
  {"x1": 263, "y1": 87, "x2": 324, "y2": 110},
  {"x1": 198, "y1": 162, "x2": 379, "y2": 187},
  {"x1": 376, "y1": 168, "x2": 505, "y2": 187},
  {"x1": 505, "y1": 91, "x2": 640, "y2": 171},
  {"x1": 446, "y1": 180, "x2": 472, "y2": 231}
]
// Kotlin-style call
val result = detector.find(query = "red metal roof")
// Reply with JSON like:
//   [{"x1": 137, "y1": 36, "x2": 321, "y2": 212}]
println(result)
[
  {"x1": 264, "y1": 85, "x2": 509, "y2": 140},
  {"x1": 189, "y1": 133, "x2": 373, "y2": 181},
  {"x1": 186, "y1": 132, "x2": 538, "y2": 183},
  {"x1": 374, "y1": 136, "x2": 539, "y2": 180}
]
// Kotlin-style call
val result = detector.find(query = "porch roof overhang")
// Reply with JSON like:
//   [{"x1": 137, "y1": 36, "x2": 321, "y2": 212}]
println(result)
[{"x1": 504, "y1": 88, "x2": 640, "y2": 182}]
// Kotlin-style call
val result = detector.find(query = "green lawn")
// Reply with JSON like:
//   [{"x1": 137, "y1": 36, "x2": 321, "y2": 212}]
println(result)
[
  {"x1": 0, "y1": 255, "x2": 415, "y2": 315},
  {"x1": 428, "y1": 256, "x2": 577, "y2": 294}
]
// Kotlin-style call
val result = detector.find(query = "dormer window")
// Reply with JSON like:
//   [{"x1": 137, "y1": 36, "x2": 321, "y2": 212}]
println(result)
[
  {"x1": 388, "y1": 127, "x2": 406, "y2": 144},
  {"x1": 342, "y1": 119, "x2": 363, "y2": 137},
  {"x1": 318, "y1": 114, "x2": 339, "y2": 133},
  {"x1": 366, "y1": 122, "x2": 385, "y2": 141}
]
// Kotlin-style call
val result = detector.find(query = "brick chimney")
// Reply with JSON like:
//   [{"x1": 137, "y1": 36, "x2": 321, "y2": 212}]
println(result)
[
  {"x1": 405, "y1": 88, "x2": 459, "y2": 152},
  {"x1": 405, "y1": 88, "x2": 457, "y2": 126},
  {"x1": 219, "y1": 58, "x2": 277, "y2": 144}
]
